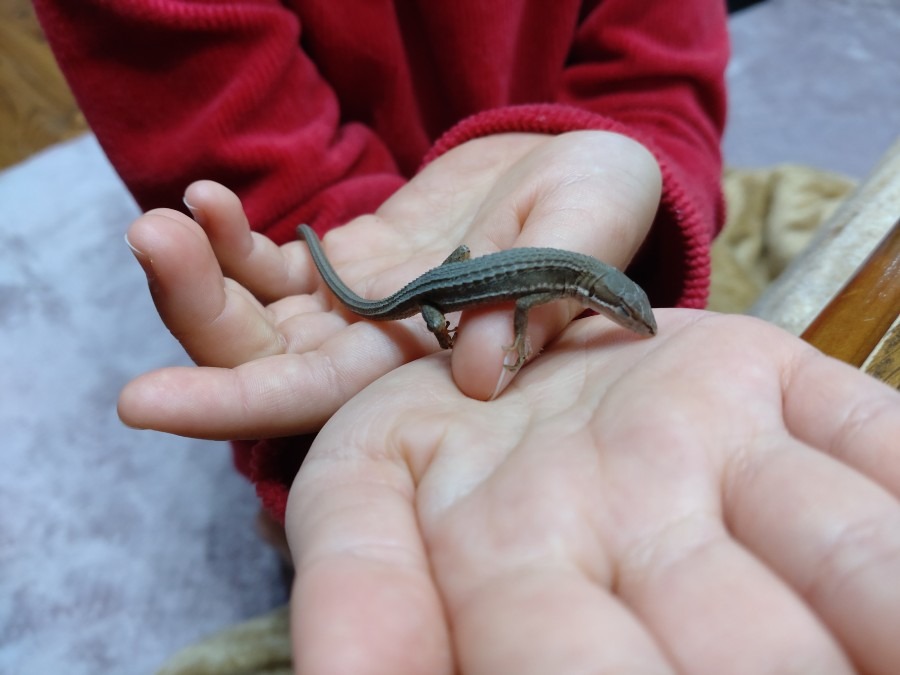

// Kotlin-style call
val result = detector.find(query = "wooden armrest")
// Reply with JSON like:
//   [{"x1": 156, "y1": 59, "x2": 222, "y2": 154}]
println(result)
[
  {"x1": 801, "y1": 221, "x2": 900, "y2": 388},
  {"x1": 749, "y1": 137, "x2": 900, "y2": 388}
]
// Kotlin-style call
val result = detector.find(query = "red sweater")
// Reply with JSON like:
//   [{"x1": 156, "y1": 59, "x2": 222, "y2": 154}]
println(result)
[{"x1": 36, "y1": 0, "x2": 728, "y2": 520}]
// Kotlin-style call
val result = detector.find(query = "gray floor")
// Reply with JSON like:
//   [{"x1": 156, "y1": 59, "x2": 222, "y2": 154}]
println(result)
[
  {"x1": 724, "y1": 0, "x2": 900, "y2": 179},
  {"x1": 2, "y1": 1, "x2": 898, "y2": 673},
  {"x1": 0, "y1": 136, "x2": 287, "y2": 675}
]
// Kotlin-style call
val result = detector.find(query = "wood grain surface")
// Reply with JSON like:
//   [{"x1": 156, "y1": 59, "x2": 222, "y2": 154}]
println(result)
[
  {"x1": 801, "y1": 220, "x2": 900, "y2": 379},
  {"x1": 0, "y1": 0, "x2": 88, "y2": 169}
]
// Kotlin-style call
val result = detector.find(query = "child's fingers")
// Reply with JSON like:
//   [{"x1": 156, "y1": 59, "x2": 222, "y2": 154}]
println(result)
[
  {"x1": 450, "y1": 301, "x2": 579, "y2": 400},
  {"x1": 448, "y1": 131, "x2": 661, "y2": 400},
  {"x1": 117, "y1": 321, "x2": 426, "y2": 439},
  {"x1": 126, "y1": 209, "x2": 285, "y2": 368},
  {"x1": 182, "y1": 180, "x2": 312, "y2": 304},
  {"x1": 459, "y1": 131, "x2": 661, "y2": 265}
]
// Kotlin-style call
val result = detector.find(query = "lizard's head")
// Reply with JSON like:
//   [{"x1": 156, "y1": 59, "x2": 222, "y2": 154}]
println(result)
[{"x1": 584, "y1": 275, "x2": 657, "y2": 337}]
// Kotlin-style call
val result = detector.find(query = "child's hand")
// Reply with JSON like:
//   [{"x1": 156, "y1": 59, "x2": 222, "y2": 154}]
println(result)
[
  {"x1": 285, "y1": 310, "x2": 900, "y2": 674},
  {"x1": 119, "y1": 130, "x2": 661, "y2": 439}
]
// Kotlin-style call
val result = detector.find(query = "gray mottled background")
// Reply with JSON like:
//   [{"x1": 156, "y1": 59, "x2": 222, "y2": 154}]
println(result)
[
  {"x1": 2, "y1": 1, "x2": 898, "y2": 673},
  {"x1": 723, "y1": 0, "x2": 900, "y2": 178}
]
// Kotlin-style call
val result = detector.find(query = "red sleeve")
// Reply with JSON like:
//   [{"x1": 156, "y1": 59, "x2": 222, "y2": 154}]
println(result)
[
  {"x1": 32, "y1": 0, "x2": 406, "y2": 245},
  {"x1": 425, "y1": 2, "x2": 729, "y2": 308},
  {"x1": 35, "y1": 0, "x2": 727, "y2": 303},
  {"x1": 35, "y1": 0, "x2": 727, "y2": 524}
]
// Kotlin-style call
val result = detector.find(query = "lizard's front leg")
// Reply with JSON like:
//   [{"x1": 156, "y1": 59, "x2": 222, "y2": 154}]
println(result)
[{"x1": 503, "y1": 293, "x2": 560, "y2": 372}]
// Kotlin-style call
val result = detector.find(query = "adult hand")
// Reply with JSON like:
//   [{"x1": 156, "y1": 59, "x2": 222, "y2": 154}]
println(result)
[
  {"x1": 119, "y1": 130, "x2": 661, "y2": 438},
  {"x1": 285, "y1": 310, "x2": 900, "y2": 675}
]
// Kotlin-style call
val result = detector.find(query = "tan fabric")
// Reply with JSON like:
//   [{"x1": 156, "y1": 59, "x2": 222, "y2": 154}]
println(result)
[
  {"x1": 157, "y1": 606, "x2": 292, "y2": 675},
  {"x1": 154, "y1": 163, "x2": 856, "y2": 675},
  {"x1": 709, "y1": 165, "x2": 855, "y2": 313}
]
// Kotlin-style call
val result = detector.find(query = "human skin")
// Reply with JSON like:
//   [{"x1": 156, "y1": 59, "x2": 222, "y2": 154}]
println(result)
[
  {"x1": 118, "y1": 131, "x2": 660, "y2": 434},
  {"x1": 117, "y1": 130, "x2": 900, "y2": 673},
  {"x1": 284, "y1": 312, "x2": 900, "y2": 674}
]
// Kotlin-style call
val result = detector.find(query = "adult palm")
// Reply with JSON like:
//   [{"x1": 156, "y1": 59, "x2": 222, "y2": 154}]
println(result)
[{"x1": 285, "y1": 311, "x2": 900, "y2": 675}]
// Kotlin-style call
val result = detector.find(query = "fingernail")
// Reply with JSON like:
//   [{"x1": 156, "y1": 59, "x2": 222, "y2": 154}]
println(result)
[
  {"x1": 124, "y1": 232, "x2": 144, "y2": 258},
  {"x1": 489, "y1": 337, "x2": 532, "y2": 400},
  {"x1": 489, "y1": 364, "x2": 515, "y2": 401},
  {"x1": 182, "y1": 195, "x2": 203, "y2": 224},
  {"x1": 124, "y1": 233, "x2": 154, "y2": 279}
]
